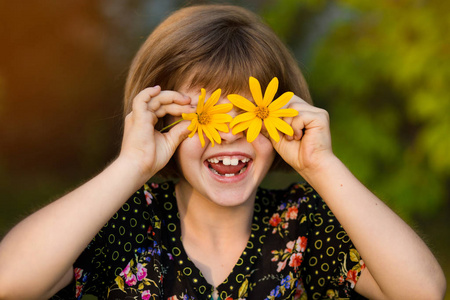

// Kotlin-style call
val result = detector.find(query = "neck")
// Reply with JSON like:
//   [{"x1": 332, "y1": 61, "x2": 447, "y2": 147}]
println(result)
[
  {"x1": 175, "y1": 179, "x2": 256, "y2": 287},
  {"x1": 175, "y1": 179, "x2": 255, "y2": 247}
]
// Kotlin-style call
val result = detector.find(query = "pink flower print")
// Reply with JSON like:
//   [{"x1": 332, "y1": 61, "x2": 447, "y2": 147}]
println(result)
[
  {"x1": 137, "y1": 263, "x2": 148, "y2": 281},
  {"x1": 75, "y1": 285, "x2": 83, "y2": 298},
  {"x1": 141, "y1": 290, "x2": 151, "y2": 300},
  {"x1": 125, "y1": 273, "x2": 137, "y2": 286},
  {"x1": 271, "y1": 250, "x2": 279, "y2": 262},
  {"x1": 269, "y1": 213, "x2": 281, "y2": 227},
  {"x1": 144, "y1": 190, "x2": 153, "y2": 205},
  {"x1": 286, "y1": 205, "x2": 298, "y2": 220},
  {"x1": 74, "y1": 267, "x2": 83, "y2": 280},
  {"x1": 286, "y1": 240, "x2": 295, "y2": 253},
  {"x1": 277, "y1": 259, "x2": 287, "y2": 272},
  {"x1": 297, "y1": 236, "x2": 307, "y2": 252},
  {"x1": 294, "y1": 279, "x2": 305, "y2": 299},
  {"x1": 289, "y1": 253, "x2": 303, "y2": 271},
  {"x1": 120, "y1": 262, "x2": 132, "y2": 276},
  {"x1": 360, "y1": 259, "x2": 366, "y2": 270},
  {"x1": 346, "y1": 269, "x2": 358, "y2": 288},
  {"x1": 120, "y1": 262, "x2": 137, "y2": 286}
]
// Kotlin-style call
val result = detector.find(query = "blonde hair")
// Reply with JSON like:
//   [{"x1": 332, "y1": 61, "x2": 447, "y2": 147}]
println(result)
[{"x1": 124, "y1": 4, "x2": 312, "y2": 177}]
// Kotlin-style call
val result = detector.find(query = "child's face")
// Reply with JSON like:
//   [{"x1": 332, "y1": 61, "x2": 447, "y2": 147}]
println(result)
[{"x1": 175, "y1": 88, "x2": 276, "y2": 207}]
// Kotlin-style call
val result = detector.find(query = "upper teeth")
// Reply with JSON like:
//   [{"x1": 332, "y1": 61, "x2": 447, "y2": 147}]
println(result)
[{"x1": 207, "y1": 157, "x2": 250, "y2": 165}]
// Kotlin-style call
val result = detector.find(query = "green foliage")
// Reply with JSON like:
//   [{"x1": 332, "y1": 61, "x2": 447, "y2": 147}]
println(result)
[{"x1": 261, "y1": 0, "x2": 450, "y2": 219}]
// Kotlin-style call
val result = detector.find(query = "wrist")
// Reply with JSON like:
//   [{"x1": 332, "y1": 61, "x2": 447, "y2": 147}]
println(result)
[
  {"x1": 113, "y1": 154, "x2": 154, "y2": 188},
  {"x1": 299, "y1": 154, "x2": 345, "y2": 188}
]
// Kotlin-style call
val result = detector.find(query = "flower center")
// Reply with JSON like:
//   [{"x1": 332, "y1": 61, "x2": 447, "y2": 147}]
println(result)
[
  {"x1": 198, "y1": 112, "x2": 211, "y2": 125},
  {"x1": 255, "y1": 106, "x2": 270, "y2": 119}
]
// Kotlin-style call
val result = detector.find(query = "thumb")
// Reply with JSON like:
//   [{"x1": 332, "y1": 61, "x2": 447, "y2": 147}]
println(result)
[{"x1": 163, "y1": 120, "x2": 191, "y2": 152}]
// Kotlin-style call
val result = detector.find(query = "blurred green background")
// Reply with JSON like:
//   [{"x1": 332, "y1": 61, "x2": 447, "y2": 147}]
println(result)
[{"x1": 0, "y1": 0, "x2": 448, "y2": 298}]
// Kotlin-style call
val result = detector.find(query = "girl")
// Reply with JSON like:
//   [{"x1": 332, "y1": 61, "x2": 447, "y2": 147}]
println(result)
[{"x1": 0, "y1": 4, "x2": 445, "y2": 300}]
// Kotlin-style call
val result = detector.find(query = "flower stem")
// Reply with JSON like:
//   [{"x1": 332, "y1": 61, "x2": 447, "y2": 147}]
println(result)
[{"x1": 160, "y1": 118, "x2": 183, "y2": 132}]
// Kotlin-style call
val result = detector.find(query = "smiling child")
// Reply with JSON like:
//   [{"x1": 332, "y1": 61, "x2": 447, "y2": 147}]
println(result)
[{"x1": 0, "y1": 4, "x2": 445, "y2": 300}]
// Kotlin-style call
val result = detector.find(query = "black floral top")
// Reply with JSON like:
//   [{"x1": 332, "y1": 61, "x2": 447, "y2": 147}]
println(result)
[{"x1": 53, "y1": 181, "x2": 366, "y2": 300}]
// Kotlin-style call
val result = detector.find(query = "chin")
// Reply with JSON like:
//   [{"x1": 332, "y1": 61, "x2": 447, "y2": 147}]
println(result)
[{"x1": 206, "y1": 185, "x2": 256, "y2": 208}]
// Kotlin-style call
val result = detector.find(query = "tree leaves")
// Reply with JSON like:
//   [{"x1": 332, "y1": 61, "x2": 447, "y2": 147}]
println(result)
[{"x1": 262, "y1": 0, "x2": 450, "y2": 219}]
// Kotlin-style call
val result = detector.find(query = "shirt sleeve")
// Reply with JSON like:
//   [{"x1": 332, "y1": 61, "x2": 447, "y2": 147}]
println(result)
[
  {"x1": 51, "y1": 185, "x2": 151, "y2": 299},
  {"x1": 293, "y1": 183, "x2": 367, "y2": 299}
]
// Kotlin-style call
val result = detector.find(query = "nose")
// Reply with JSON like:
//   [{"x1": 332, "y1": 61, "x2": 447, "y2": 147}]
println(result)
[{"x1": 219, "y1": 123, "x2": 244, "y2": 144}]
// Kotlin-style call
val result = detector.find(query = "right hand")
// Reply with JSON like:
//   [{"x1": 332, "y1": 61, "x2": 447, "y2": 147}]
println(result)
[{"x1": 119, "y1": 86, "x2": 194, "y2": 179}]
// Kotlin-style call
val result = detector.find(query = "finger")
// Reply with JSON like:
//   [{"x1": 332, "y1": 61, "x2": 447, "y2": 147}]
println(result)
[
  {"x1": 291, "y1": 109, "x2": 329, "y2": 140},
  {"x1": 291, "y1": 114, "x2": 306, "y2": 140},
  {"x1": 283, "y1": 99, "x2": 326, "y2": 140},
  {"x1": 153, "y1": 103, "x2": 196, "y2": 119},
  {"x1": 132, "y1": 86, "x2": 162, "y2": 114},
  {"x1": 147, "y1": 90, "x2": 191, "y2": 112},
  {"x1": 163, "y1": 120, "x2": 192, "y2": 152}
]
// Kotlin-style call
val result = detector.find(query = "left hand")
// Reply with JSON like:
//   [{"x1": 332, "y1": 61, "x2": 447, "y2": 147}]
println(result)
[{"x1": 271, "y1": 95, "x2": 335, "y2": 178}]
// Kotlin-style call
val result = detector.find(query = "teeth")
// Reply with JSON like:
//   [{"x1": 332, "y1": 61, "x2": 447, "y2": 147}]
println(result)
[
  {"x1": 208, "y1": 157, "x2": 220, "y2": 164},
  {"x1": 223, "y1": 158, "x2": 239, "y2": 166},
  {"x1": 207, "y1": 157, "x2": 250, "y2": 164},
  {"x1": 223, "y1": 157, "x2": 231, "y2": 165}
]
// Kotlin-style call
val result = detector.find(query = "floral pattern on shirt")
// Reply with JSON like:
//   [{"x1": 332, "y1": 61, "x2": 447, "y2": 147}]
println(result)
[{"x1": 52, "y1": 181, "x2": 367, "y2": 300}]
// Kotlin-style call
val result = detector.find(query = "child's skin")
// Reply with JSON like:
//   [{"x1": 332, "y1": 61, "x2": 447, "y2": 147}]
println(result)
[{"x1": 0, "y1": 86, "x2": 446, "y2": 299}]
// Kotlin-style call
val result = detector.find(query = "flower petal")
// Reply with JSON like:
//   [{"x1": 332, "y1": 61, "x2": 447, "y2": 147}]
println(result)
[
  {"x1": 212, "y1": 122, "x2": 229, "y2": 133},
  {"x1": 198, "y1": 125, "x2": 205, "y2": 147},
  {"x1": 211, "y1": 114, "x2": 233, "y2": 123},
  {"x1": 203, "y1": 88, "x2": 221, "y2": 111},
  {"x1": 187, "y1": 119, "x2": 198, "y2": 132},
  {"x1": 263, "y1": 77, "x2": 278, "y2": 107},
  {"x1": 268, "y1": 92, "x2": 294, "y2": 111},
  {"x1": 208, "y1": 103, "x2": 233, "y2": 115},
  {"x1": 264, "y1": 118, "x2": 280, "y2": 142},
  {"x1": 227, "y1": 94, "x2": 256, "y2": 112},
  {"x1": 203, "y1": 125, "x2": 219, "y2": 147},
  {"x1": 269, "y1": 117, "x2": 294, "y2": 136},
  {"x1": 182, "y1": 113, "x2": 197, "y2": 121},
  {"x1": 197, "y1": 89, "x2": 206, "y2": 113},
  {"x1": 231, "y1": 120, "x2": 252, "y2": 135},
  {"x1": 270, "y1": 108, "x2": 299, "y2": 118},
  {"x1": 247, "y1": 117, "x2": 262, "y2": 143},
  {"x1": 207, "y1": 125, "x2": 222, "y2": 144},
  {"x1": 230, "y1": 112, "x2": 256, "y2": 128},
  {"x1": 249, "y1": 76, "x2": 263, "y2": 106},
  {"x1": 188, "y1": 127, "x2": 197, "y2": 138}
]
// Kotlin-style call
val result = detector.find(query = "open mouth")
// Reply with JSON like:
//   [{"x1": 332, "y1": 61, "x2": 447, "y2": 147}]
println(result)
[{"x1": 206, "y1": 156, "x2": 251, "y2": 177}]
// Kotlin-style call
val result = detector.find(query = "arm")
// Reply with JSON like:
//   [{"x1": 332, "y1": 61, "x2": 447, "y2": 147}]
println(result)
[
  {"x1": 273, "y1": 96, "x2": 446, "y2": 300},
  {"x1": 0, "y1": 86, "x2": 193, "y2": 299}
]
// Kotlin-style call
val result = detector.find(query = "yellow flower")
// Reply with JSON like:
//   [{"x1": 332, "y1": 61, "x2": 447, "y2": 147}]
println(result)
[
  {"x1": 182, "y1": 88, "x2": 233, "y2": 147},
  {"x1": 228, "y1": 76, "x2": 298, "y2": 143}
]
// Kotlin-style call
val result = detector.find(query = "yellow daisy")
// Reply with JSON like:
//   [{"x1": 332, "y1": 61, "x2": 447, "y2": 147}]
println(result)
[
  {"x1": 228, "y1": 76, "x2": 298, "y2": 143},
  {"x1": 182, "y1": 88, "x2": 233, "y2": 147}
]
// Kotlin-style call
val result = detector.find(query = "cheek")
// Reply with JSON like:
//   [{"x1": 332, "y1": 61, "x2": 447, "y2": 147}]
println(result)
[
  {"x1": 175, "y1": 137, "x2": 205, "y2": 171},
  {"x1": 253, "y1": 135, "x2": 276, "y2": 162}
]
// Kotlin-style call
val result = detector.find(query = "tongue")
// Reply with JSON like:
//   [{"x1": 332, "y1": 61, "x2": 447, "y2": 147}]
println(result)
[{"x1": 209, "y1": 162, "x2": 246, "y2": 175}]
